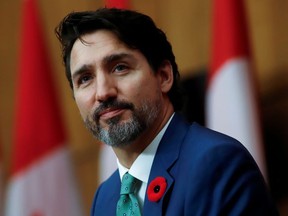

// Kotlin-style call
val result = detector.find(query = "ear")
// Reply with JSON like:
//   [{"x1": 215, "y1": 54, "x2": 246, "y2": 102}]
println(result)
[{"x1": 157, "y1": 60, "x2": 174, "y2": 93}]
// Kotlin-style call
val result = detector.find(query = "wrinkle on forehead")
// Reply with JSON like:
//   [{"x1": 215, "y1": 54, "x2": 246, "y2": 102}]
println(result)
[{"x1": 70, "y1": 30, "x2": 121, "y2": 71}]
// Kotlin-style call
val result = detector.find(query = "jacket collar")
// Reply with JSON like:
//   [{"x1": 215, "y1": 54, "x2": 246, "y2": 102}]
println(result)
[{"x1": 143, "y1": 113, "x2": 189, "y2": 215}]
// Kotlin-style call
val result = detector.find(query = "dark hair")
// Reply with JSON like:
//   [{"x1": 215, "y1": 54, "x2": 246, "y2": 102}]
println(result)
[{"x1": 55, "y1": 8, "x2": 182, "y2": 110}]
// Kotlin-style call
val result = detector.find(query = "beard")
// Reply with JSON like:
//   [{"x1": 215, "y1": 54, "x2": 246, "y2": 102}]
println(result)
[{"x1": 84, "y1": 98, "x2": 161, "y2": 147}]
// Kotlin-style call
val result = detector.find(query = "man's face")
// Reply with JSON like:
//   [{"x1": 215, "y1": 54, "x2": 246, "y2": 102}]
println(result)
[{"x1": 70, "y1": 30, "x2": 166, "y2": 147}]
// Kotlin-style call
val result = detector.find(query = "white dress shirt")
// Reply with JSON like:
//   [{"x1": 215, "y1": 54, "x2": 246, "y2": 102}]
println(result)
[{"x1": 117, "y1": 113, "x2": 174, "y2": 210}]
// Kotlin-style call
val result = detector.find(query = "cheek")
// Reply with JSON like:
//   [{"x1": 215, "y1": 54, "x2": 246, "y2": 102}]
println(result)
[
  {"x1": 121, "y1": 76, "x2": 160, "y2": 103},
  {"x1": 74, "y1": 91, "x2": 94, "y2": 118}
]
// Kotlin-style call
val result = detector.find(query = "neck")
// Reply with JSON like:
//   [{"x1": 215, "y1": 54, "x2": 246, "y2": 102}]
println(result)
[{"x1": 113, "y1": 103, "x2": 174, "y2": 168}]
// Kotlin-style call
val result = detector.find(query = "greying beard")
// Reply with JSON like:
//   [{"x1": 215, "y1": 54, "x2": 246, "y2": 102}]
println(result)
[{"x1": 84, "y1": 99, "x2": 160, "y2": 147}]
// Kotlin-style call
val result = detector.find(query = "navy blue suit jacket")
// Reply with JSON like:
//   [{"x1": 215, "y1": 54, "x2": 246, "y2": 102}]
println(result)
[{"x1": 91, "y1": 114, "x2": 278, "y2": 215}]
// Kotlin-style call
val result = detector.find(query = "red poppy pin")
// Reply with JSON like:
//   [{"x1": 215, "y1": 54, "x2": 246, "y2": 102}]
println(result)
[{"x1": 147, "y1": 177, "x2": 167, "y2": 202}]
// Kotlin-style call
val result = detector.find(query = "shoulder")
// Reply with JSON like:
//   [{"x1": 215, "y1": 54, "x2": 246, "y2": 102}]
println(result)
[
  {"x1": 182, "y1": 123, "x2": 261, "y2": 180},
  {"x1": 169, "y1": 113, "x2": 243, "y2": 149},
  {"x1": 188, "y1": 122, "x2": 242, "y2": 145},
  {"x1": 183, "y1": 122, "x2": 251, "y2": 157},
  {"x1": 171, "y1": 119, "x2": 266, "y2": 195},
  {"x1": 175, "y1": 123, "x2": 278, "y2": 215},
  {"x1": 163, "y1": 114, "x2": 255, "y2": 172},
  {"x1": 91, "y1": 170, "x2": 120, "y2": 216}
]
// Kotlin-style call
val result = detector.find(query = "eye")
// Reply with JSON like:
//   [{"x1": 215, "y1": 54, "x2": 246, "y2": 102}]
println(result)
[
  {"x1": 113, "y1": 64, "x2": 128, "y2": 73},
  {"x1": 77, "y1": 73, "x2": 93, "y2": 86}
]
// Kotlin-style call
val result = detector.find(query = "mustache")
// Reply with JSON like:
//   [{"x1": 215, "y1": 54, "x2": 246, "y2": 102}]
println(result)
[{"x1": 92, "y1": 99, "x2": 134, "y2": 120}]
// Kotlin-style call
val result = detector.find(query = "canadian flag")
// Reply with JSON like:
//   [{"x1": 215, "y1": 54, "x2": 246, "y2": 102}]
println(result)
[
  {"x1": 206, "y1": 0, "x2": 267, "y2": 178},
  {"x1": 4, "y1": 0, "x2": 84, "y2": 215},
  {"x1": 98, "y1": 0, "x2": 131, "y2": 183}
]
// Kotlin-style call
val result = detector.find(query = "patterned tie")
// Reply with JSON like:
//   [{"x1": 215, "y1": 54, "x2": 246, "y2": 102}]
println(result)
[{"x1": 116, "y1": 172, "x2": 141, "y2": 216}]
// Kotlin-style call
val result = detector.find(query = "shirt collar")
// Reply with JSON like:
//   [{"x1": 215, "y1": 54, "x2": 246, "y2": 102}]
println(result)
[{"x1": 117, "y1": 113, "x2": 174, "y2": 183}]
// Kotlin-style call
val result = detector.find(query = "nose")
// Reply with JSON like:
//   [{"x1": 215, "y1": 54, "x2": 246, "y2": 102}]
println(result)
[{"x1": 95, "y1": 72, "x2": 117, "y2": 102}]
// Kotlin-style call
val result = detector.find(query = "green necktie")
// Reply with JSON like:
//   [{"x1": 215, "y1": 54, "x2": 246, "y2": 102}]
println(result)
[{"x1": 116, "y1": 172, "x2": 141, "y2": 216}]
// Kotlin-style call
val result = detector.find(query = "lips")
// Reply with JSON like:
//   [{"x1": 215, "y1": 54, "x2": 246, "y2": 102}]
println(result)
[
  {"x1": 93, "y1": 100, "x2": 134, "y2": 122},
  {"x1": 98, "y1": 108, "x2": 125, "y2": 120}
]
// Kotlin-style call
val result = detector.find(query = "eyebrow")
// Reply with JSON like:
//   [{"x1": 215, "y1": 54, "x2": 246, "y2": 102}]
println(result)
[
  {"x1": 71, "y1": 52, "x2": 136, "y2": 81},
  {"x1": 102, "y1": 52, "x2": 136, "y2": 65},
  {"x1": 71, "y1": 64, "x2": 93, "y2": 81}
]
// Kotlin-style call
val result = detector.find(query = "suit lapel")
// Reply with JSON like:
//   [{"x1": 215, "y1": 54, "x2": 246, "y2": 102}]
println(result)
[
  {"x1": 95, "y1": 171, "x2": 121, "y2": 215},
  {"x1": 143, "y1": 114, "x2": 189, "y2": 215}
]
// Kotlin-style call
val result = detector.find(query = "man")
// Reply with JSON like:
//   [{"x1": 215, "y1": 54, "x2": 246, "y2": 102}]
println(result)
[{"x1": 55, "y1": 8, "x2": 278, "y2": 216}]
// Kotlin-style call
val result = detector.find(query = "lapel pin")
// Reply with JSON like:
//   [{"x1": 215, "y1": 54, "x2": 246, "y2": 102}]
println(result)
[{"x1": 147, "y1": 177, "x2": 167, "y2": 202}]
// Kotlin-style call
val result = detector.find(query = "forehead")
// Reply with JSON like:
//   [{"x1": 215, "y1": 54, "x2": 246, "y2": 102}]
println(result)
[
  {"x1": 71, "y1": 30, "x2": 125, "y2": 57},
  {"x1": 70, "y1": 30, "x2": 130, "y2": 71},
  {"x1": 70, "y1": 30, "x2": 152, "y2": 76}
]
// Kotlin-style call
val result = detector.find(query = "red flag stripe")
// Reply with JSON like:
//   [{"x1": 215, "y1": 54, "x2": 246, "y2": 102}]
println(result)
[
  {"x1": 6, "y1": 1, "x2": 84, "y2": 215},
  {"x1": 12, "y1": 0, "x2": 65, "y2": 174},
  {"x1": 105, "y1": 0, "x2": 130, "y2": 8},
  {"x1": 209, "y1": 0, "x2": 250, "y2": 84}
]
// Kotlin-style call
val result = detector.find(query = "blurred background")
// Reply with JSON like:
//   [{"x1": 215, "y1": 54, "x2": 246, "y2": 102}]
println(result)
[{"x1": 0, "y1": 0, "x2": 288, "y2": 215}]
